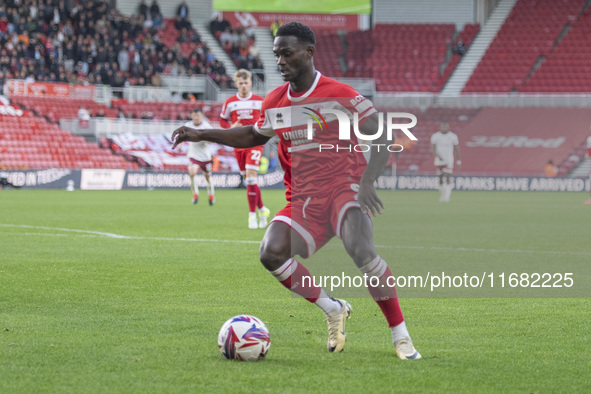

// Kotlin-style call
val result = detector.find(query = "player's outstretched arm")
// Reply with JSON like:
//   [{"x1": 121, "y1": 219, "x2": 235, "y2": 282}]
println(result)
[
  {"x1": 171, "y1": 125, "x2": 270, "y2": 150},
  {"x1": 358, "y1": 113, "x2": 387, "y2": 216}
]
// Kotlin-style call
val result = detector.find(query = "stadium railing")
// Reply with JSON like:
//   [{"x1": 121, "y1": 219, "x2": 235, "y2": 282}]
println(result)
[{"x1": 110, "y1": 86, "x2": 174, "y2": 103}]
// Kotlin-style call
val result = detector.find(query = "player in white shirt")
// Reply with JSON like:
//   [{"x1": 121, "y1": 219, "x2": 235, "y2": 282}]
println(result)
[
  {"x1": 184, "y1": 108, "x2": 215, "y2": 205},
  {"x1": 430, "y1": 122, "x2": 461, "y2": 202}
]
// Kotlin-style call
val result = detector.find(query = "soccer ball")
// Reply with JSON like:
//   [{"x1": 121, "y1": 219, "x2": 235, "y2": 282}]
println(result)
[{"x1": 218, "y1": 315, "x2": 270, "y2": 361}]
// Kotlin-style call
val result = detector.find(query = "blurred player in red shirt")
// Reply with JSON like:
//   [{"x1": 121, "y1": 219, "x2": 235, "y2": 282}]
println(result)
[
  {"x1": 172, "y1": 22, "x2": 420, "y2": 360},
  {"x1": 220, "y1": 69, "x2": 270, "y2": 228}
]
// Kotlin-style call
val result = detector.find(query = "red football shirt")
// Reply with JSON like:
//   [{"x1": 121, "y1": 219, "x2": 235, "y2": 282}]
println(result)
[
  {"x1": 254, "y1": 72, "x2": 377, "y2": 201},
  {"x1": 220, "y1": 92, "x2": 264, "y2": 153}
]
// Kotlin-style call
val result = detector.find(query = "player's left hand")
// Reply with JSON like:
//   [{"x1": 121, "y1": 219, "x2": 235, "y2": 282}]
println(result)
[{"x1": 358, "y1": 179, "x2": 384, "y2": 216}]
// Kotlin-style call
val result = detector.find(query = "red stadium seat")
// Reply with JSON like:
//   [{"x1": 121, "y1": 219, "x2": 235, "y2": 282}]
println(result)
[{"x1": 464, "y1": 0, "x2": 586, "y2": 92}]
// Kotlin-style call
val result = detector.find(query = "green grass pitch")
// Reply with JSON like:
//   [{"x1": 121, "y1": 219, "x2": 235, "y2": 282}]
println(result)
[{"x1": 1, "y1": 189, "x2": 590, "y2": 392}]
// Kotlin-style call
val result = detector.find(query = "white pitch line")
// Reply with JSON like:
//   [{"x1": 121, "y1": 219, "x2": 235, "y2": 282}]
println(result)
[
  {"x1": 0, "y1": 224, "x2": 260, "y2": 244},
  {"x1": 0, "y1": 224, "x2": 129, "y2": 238},
  {"x1": 2, "y1": 224, "x2": 590, "y2": 256},
  {"x1": 0, "y1": 232, "x2": 72, "y2": 237}
]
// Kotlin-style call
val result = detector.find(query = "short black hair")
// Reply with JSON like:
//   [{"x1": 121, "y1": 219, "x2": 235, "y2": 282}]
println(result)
[
  {"x1": 191, "y1": 108, "x2": 203, "y2": 114},
  {"x1": 276, "y1": 22, "x2": 316, "y2": 46}
]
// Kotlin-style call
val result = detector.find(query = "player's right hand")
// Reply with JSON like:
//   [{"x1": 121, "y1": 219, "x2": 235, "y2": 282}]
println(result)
[
  {"x1": 231, "y1": 121, "x2": 243, "y2": 128},
  {"x1": 358, "y1": 178, "x2": 384, "y2": 217},
  {"x1": 171, "y1": 126, "x2": 200, "y2": 149}
]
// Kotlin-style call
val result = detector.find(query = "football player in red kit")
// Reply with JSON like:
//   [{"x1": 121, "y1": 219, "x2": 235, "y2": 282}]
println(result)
[
  {"x1": 220, "y1": 69, "x2": 270, "y2": 228},
  {"x1": 173, "y1": 22, "x2": 420, "y2": 360}
]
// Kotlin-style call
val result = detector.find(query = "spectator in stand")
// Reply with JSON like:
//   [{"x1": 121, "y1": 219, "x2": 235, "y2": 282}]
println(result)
[
  {"x1": 249, "y1": 41, "x2": 260, "y2": 59},
  {"x1": 152, "y1": 11, "x2": 163, "y2": 30},
  {"x1": 174, "y1": 15, "x2": 191, "y2": 31},
  {"x1": 453, "y1": 40, "x2": 467, "y2": 55},
  {"x1": 171, "y1": 91, "x2": 182, "y2": 103},
  {"x1": 0, "y1": 0, "x2": 228, "y2": 88},
  {"x1": 149, "y1": 1, "x2": 161, "y2": 20},
  {"x1": 117, "y1": 43, "x2": 130, "y2": 73},
  {"x1": 177, "y1": 1, "x2": 189, "y2": 23},
  {"x1": 239, "y1": 44, "x2": 249, "y2": 58},
  {"x1": 78, "y1": 105, "x2": 91, "y2": 128},
  {"x1": 0, "y1": 15, "x2": 9, "y2": 38},
  {"x1": 62, "y1": 19, "x2": 74, "y2": 37},
  {"x1": 219, "y1": 27, "x2": 234, "y2": 45},
  {"x1": 244, "y1": 21, "x2": 255, "y2": 38},
  {"x1": 544, "y1": 160, "x2": 557, "y2": 177},
  {"x1": 270, "y1": 20, "x2": 282, "y2": 37},
  {"x1": 151, "y1": 71, "x2": 162, "y2": 86},
  {"x1": 189, "y1": 29, "x2": 201, "y2": 43},
  {"x1": 143, "y1": 15, "x2": 154, "y2": 30},
  {"x1": 210, "y1": 14, "x2": 230, "y2": 38},
  {"x1": 178, "y1": 27, "x2": 189, "y2": 43},
  {"x1": 138, "y1": 0, "x2": 148, "y2": 18},
  {"x1": 206, "y1": 51, "x2": 216, "y2": 64}
]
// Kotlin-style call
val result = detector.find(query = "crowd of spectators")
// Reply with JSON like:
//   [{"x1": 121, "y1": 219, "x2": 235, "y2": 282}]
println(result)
[
  {"x1": 0, "y1": 0, "x2": 232, "y2": 89},
  {"x1": 210, "y1": 15, "x2": 264, "y2": 81}
]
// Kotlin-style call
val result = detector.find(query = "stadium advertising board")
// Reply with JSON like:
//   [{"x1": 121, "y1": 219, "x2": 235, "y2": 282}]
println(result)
[
  {"x1": 124, "y1": 170, "x2": 285, "y2": 189},
  {"x1": 3, "y1": 169, "x2": 75, "y2": 188},
  {"x1": 80, "y1": 169, "x2": 126, "y2": 190},
  {"x1": 4, "y1": 81, "x2": 95, "y2": 98},
  {"x1": 377, "y1": 175, "x2": 591, "y2": 192},
  {"x1": 445, "y1": 107, "x2": 591, "y2": 176},
  {"x1": 3, "y1": 171, "x2": 588, "y2": 192}
]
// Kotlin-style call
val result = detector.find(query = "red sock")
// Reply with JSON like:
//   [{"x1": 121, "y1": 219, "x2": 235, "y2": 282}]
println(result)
[
  {"x1": 254, "y1": 184, "x2": 264, "y2": 209},
  {"x1": 362, "y1": 257, "x2": 404, "y2": 327},
  {"x1": 246, "y1": 184, "x2": 257, "y2": 212},
  {"x1": 269, "y1": 258, "x2": 321, "y2": 303}
]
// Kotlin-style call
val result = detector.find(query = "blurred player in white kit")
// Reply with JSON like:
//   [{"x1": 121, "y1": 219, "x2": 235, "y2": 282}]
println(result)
[
  {"x1": 431, "y1": 122, "x2": 461, "y2": 202},
  {"x1": 184, "y1": 108, "x2": 215, "y2": 205}
]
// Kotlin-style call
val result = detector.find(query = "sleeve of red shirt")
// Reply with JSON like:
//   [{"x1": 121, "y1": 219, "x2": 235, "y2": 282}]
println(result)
[
  {"x1": 339, "y1": 84, "x2": 377, "y2": 128},
  {"x1": 219, "y1": 99, "x2": 231, "y2": 129},
  {"x1": 219, "y1": 118, "x2": 231, "y2": 129},
  {"x1": 253, "y1": 95, "x2": 276, "y2": 137}
]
